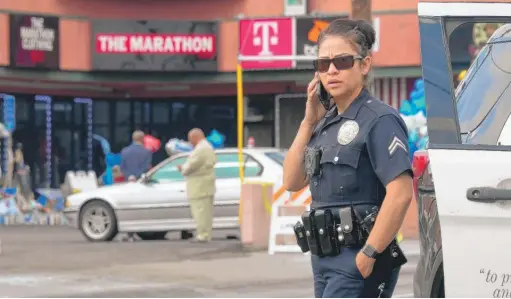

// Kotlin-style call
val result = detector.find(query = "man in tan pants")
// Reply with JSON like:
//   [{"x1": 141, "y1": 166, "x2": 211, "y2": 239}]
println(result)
[{"x1": 178, "y1": 128, "x2": 216, "y2": 243}]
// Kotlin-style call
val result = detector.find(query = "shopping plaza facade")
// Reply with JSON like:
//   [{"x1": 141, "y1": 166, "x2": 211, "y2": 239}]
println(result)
[{"x1": 0, "y1": 0, "x2": 472, "y2": 188}]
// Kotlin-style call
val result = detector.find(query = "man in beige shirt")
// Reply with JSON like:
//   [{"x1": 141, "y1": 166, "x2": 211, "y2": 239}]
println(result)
[{"x1": 177, "y1": 128, "x2": 216, "y2": 242}]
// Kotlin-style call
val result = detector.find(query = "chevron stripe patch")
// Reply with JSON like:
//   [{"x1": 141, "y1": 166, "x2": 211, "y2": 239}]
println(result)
[{"x1": 388, "y1": 136, "x2": 407, "y2": 156}]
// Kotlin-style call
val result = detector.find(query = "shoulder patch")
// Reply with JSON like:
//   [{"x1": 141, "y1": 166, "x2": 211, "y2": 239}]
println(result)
[{"x1": 388, "y1": 136, "x2": 408, "y2": 156}]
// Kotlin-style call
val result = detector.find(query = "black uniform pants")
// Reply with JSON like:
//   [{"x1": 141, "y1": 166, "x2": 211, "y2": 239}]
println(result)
[{"x1": 311, "y1": 246, "x2": 395, "y2": 298}]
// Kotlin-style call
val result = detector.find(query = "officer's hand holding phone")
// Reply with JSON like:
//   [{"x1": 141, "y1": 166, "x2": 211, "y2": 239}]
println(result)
[{"x1": 304, "y1": 73, "x2": 328, "y2": 127}]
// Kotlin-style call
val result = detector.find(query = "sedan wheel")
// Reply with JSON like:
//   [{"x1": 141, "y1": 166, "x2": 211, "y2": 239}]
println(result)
[{"x1": 79, "y1": 200, "x2": 118, "y2": 242}]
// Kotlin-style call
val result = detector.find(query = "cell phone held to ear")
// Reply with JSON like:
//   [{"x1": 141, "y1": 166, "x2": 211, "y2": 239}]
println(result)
[{"x1": 316, "y1": 81, "x2": 332, "y2": 111}]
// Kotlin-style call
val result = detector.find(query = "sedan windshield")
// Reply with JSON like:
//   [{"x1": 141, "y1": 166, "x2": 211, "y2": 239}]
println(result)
[{"x1": 264, "y1": 151, "x2": 286, "y2": 165}]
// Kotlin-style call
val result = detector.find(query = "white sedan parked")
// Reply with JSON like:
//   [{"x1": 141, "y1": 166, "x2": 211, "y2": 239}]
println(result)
[{"x1": 64, "y1": 148, "x2": 286, "y2": 242}]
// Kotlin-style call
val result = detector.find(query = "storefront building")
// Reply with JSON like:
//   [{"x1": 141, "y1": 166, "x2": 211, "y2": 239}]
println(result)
[{"x1": 0, "y1": 0, "x2": 428, "y2": 188}]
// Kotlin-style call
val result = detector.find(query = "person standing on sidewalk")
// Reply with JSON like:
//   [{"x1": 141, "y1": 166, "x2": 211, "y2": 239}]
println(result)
[
  {"x1": 120, "y1": 130, "x2": 152, "y2": 181},
  {"x1": 177, "y1": 128, "x2": 216, "y2": 243}
]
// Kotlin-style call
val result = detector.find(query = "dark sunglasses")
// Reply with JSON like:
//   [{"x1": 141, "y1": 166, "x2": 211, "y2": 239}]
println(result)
[{"x1": 313, "y1": 55, "x2": 364, "y2": 73}]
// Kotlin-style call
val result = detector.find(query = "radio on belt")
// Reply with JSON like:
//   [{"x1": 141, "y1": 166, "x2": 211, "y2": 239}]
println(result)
[{"x1": 293, "y1": 221, "x2": 310, "y2": 253}]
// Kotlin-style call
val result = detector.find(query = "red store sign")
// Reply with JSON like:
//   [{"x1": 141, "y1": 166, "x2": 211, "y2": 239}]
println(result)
[
  {"x1": 95, "y1": 34, "x2": 216, "y2": 59},
  {"x1": 90, "y1": 20, "x2": 218, "y2": 72},
  {"x1": 238, "y1": 18, "x2": 294, "y2": 70}
]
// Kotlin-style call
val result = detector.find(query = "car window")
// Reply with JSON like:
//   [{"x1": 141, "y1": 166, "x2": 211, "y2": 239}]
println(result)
[
  {"x1": 264, "y1": 151, "x2": 286, "y2": 165},
  {"x1": 216, "y1": 153, "x2": 240, "y2": 162},
  {"x1": 453, "y1": 23, "x2": 511, "y2": 137},
  {"x1": 150, "y1": 156, "x2": 187, "y2": 182},
  {"x1": 215, "y1": 153, "x2": 262, "y2": 178}
]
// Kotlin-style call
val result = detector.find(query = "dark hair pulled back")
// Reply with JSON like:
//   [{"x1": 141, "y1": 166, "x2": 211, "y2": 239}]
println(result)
[{"x1": 317, "y1": 19, "x2": 376, "y2": 57}]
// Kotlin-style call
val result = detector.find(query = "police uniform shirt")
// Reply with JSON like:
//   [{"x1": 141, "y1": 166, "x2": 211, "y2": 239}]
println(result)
[{"x1": 307, "y1": 88, "x2": 413, "y2": 209}]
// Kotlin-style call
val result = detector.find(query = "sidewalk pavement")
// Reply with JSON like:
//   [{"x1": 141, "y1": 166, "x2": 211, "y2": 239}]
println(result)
[{"x1": 92, "y1": 239, "x2": 420, "y2": 289}]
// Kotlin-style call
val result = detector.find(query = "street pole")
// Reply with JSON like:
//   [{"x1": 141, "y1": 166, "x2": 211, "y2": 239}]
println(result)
[
  {"x1": 351, "y1": 0, "x2": 372, "y2": 22},
  {"x1": 236, "y1": 55, "x2": 316, "y2": 226},
  {"x1": 351, "y1": 0, "x2": 375, "y2": 92}
]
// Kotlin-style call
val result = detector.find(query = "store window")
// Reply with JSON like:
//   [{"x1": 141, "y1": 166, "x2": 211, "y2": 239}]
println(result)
[
  {"x1": 116, "y1": 101, "x2": 131, "y2": 125},
  {"x1": 4, "y1": 94, "x2": 237, "y2": 185},
  {"x1": 152, "y1": 102, "x2": 170, "y2": 125},
  {"x1": 133, "y1": 101, "x2": 150, "y2": 130},
  {"x1": 92, "y1": 100, "x2": 111, "y2": 173},
  {"x1": 14, "y1": 94, "x2": 31, "y2": 122},
  {"x1": 114, "y1": 101, "x2": 132, "y2": 151},
  {"x1": 93, "y1": 101, "x2": 110, "y2": 125}
]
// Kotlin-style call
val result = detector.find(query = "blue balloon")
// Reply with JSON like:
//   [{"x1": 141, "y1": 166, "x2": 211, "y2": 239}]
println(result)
[
  {"x1": 414, "y1": 79, "x2": 424, "y2": 91},
  {"x1": 3, "y1": 188, "x2": 16, "y2": 196},
  {"x1": 409, "y1": 130, "x2": 419, "y2": 144},
  {"x1": 399, "y1": 100, "x2": 414, "y2": 116},
  {"x1": 410, "y1": 90, "x2": 421, "y2": 101},
  {"x1": 36, "y1": 195, "x2": 48, "y2": 207},
  {"x1": 55, "y1": 197, "x2": 65, "y2": 211},
  {"x1": 207, "y1": 129, "x2": 226, "y2": 149},
  {"x1": 103, "y1": 166, "x2": 114, "y2": 186},
  {"x1": 103, "y1": 153, "x2": 121, "y2": 186},
  {"x1": 401, "y1": 77, "x2": 428, "y2": 161},
  {"x1": 411, "y1": 105, "x2": 419, "y2": 116},
  {"x1": 414, "y1": 89, "x2": 425, "y2": 99},
  {"x1": 93, "y1": 134, "x2": 111, "y2": 155},
  {"x1": 412, "y1": 96, "x2": 426, "y2": 111},
  {"x1": 106, "y1": 153, "x2": 121, "y2": 166},
  {"x1": 168, "y1": 139, "x2": 193, "y2": 152},
  {"x1": 417, "y1": 135, "x2": 429, "y2": 150}
]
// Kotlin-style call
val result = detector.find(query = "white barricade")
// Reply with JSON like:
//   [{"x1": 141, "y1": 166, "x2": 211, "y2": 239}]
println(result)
[
  {"x1": 268, "y1": 184, "x2": 311, "y2": 255},
  {"x1": 61, "y1": 170, "x2": 98, "y2": 198}
]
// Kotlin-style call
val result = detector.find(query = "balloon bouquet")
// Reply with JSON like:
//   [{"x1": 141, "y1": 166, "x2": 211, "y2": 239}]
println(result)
[
  {"x1": 165, "y1": 129, "x2": 226, "y2": 156},
  {"x1": 399, "y1": 79, "x2": 429, "y2": 160}
]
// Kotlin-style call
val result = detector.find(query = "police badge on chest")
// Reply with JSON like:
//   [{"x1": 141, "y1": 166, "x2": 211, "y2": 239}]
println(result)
[{"x1": 337, "y1": 120, "x2": 360, "y2": 145}]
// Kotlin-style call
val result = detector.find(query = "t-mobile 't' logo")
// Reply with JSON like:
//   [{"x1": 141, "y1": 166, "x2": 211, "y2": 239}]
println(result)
[{"x1": 252, "y1": 21, "x2": 279, "y2": 56}]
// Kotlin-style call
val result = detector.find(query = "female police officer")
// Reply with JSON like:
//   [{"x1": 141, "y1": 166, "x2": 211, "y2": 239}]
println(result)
[{"x1": 283, "y1": 19, "x2": 413, "y2": 298}]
